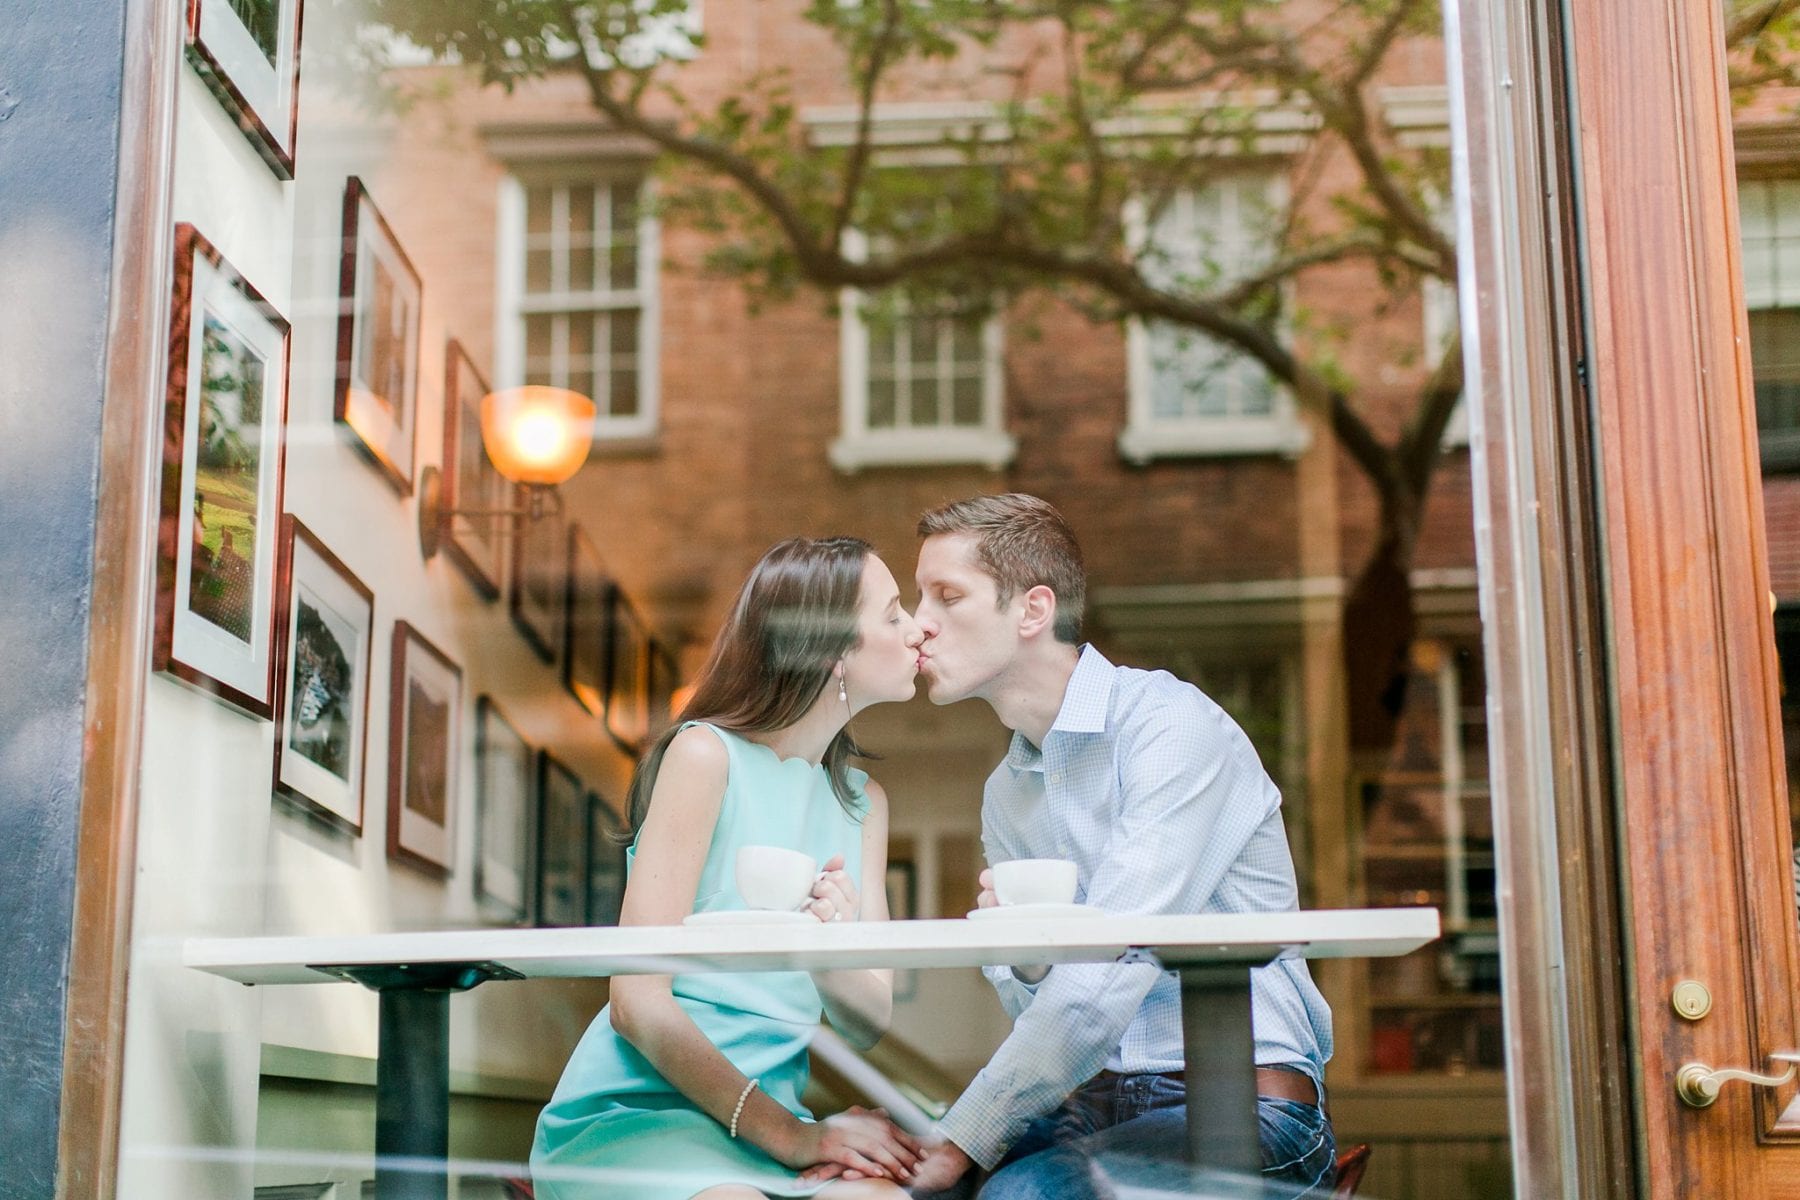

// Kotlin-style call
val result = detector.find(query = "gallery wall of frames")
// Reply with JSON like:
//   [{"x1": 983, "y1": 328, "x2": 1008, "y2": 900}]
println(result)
[{"x1": 117, "y1": 3, "x2": 679, "y2": 1195}]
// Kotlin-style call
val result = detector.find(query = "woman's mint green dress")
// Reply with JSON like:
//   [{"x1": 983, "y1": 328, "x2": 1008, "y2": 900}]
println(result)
[{"x1": 531, "y1": 723, "x2": 868, "y2": 1200}]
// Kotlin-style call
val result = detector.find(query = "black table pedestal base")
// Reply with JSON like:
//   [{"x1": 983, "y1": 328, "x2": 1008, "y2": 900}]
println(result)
[
  {"x1": 1178, "y1": 963, "x2": 1260, "y2": 1179},
  {"x1": 311, "y1": 961, "x2": 523, "y2": 1200}
]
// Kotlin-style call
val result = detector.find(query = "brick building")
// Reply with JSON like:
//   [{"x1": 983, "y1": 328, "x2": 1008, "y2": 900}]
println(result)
[{"x1": 107, "y1": 2, "x2": 1796, "y2": 1196}]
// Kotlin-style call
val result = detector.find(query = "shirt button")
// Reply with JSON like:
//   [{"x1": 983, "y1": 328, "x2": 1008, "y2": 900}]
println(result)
[{"x1": 1051, "y1": 772, "x2": 1063, "y2": 784}]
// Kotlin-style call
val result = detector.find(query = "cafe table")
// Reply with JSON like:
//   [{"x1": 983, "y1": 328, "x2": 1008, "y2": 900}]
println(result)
[{"x1": 185, "y1": 907, "x2": 1438, "y2": 1199}]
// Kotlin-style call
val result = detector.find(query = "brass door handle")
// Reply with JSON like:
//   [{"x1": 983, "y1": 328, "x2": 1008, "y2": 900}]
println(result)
[{"x1": 1675, "y1": 1053, "x2": 1800, "y2": 1108}]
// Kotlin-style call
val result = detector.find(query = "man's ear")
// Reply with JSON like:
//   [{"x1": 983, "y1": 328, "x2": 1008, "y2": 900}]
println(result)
[{"x1": 1017, "y1": 584, "x2": 1059, "y2": 641}]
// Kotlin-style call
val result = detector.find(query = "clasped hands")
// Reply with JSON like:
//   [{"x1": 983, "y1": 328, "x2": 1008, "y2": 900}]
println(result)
[{"x1": 790, "y1": 1112, "x2": 974, "y2": 1193}]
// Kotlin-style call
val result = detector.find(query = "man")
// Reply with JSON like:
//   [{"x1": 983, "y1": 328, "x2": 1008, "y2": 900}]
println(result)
[{"x1": 905, "y1": 493, "x2": 1335, "y2": 1199}]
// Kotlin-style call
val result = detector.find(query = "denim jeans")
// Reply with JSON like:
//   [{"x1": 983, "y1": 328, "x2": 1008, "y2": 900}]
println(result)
[{"x1": 972, "y1": 1071, "x2": 1336, "y2": 1200}]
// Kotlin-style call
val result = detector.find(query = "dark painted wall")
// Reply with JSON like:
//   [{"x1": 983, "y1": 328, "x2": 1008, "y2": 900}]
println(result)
[{"x1": 0, "y1": 1, "x2": 127, "y2": 1195}]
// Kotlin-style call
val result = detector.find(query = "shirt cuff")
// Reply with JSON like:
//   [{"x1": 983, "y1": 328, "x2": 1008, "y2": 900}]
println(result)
[{"x1": 934, "y1": 1089, "x2": 1022, "y2": 1170}]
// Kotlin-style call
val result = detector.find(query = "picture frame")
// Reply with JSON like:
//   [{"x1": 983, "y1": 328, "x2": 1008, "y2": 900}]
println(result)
[
  {"x1": 564, "y1": 525, "x2": 609, "y2": 717},
  {"x1": 648, "y1": 637, "x2": 682, "y2": 734},
  {"x1": 440, "y1": 340, "x2": 506, "y2": 599},
  {"x1": 386, "y1": 621, "x2": 461, "y2": 876},
  {"x1": 271, "y1": 517, "x2": 374, "y2": 832},
  {"x1": 537, "y1": 752, "x2": 589, "y2": 928},
  {"x1": 335, "y1": 177, "x2": 421, "y2": 495},
  {"x1": 605, "y1": 587, "x2": 652, "y2": 754},
  {"x1": 474, "y1": 697, "x2": 534, "y2": 924},
  {"x1": 155, "y1": 223, "x2": 290, "y2": 720},
  {"x1": 885, "y1": 858, "x2": 918, "y2": 1000},
  {"x1": 509, "y1": 489, "x2": 566, "y2": 665},
  {"x1": 587, "y1": 792, "x2": 627, "y2": 927},
  {"x1": 184, "y1": 0, "x2": 304, "y2": 178}
]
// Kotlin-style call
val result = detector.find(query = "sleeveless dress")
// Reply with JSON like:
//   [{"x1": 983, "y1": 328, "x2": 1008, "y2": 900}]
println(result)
[{"x1": 530, "y1": 722, "x2": 869, "y2": 1200}]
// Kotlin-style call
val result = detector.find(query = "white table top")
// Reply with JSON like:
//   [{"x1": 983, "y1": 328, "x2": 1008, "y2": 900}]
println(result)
[{"x1": 184, "y1": 908, "x2": 1439, "y2": 987}]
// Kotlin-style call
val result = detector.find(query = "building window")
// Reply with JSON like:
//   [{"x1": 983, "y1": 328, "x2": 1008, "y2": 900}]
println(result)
[
  {"x1": 832, "y1": 231, "x2": 1015, "y2": 472},
  {"x1": 1741, "y1": 179, "x2": 1800, "y2": 471},
  {"x1": 1777, "y1": 605, "x2": 1800, "y2": 872},
  {"x1": 498, "y1": 174, "x2": 658, "y2": 440},
  {"x1": 1359, "y1": 637, "x2": 1500, "y2": 1076},
  {"x1": 1121, "y1": 175, "x2": 1310, "y2": 462}
]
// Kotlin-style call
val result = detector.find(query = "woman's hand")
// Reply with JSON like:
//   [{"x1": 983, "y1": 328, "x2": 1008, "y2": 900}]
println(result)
[
  {"x1": 806, "y1": 854, "x2": 860, "y2": 923},
  {"x1": 782, "y1": 1106, "x2": 921, "y2": 1183}
]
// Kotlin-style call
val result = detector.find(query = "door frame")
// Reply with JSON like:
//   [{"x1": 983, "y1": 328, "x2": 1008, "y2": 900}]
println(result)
[
  {"x1": 1450, "y1": 0, "x2": 1639, "y2": 1194},
  {"x1": 1457, "y1": 0, "x2": 1800, "y2": 1195}
]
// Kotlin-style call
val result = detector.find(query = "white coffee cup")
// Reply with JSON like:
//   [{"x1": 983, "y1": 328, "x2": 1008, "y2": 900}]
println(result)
[
  {"x1": 736, "y1": 845, "x2": 819, "y2": 911},
  {"x1": 992, "y1": 858, "x2": 1079, "y2": 907}
]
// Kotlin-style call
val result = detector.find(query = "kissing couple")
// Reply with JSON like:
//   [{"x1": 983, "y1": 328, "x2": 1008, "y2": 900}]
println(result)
[{"x1": 530, "y1": 493, "x2": 1336, "y2": 1200}]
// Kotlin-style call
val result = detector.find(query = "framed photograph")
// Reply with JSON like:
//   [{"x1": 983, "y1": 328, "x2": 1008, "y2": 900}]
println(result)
[
  {"x1": 564, "y1": 525, "x2": 608, "y2": 717},
  {"x1": 335, "y1": 177, "x2": 421, "y2": 495},
  {"x1": 588, "y1": 793, "x2": 627, "y2": 927},
  {"x1": 537, "y1": 753, "x2": 589, "y2": 928},
  {"x1": 155, "y1": 224, "x2": 290, "y2": 719},
  {"x1": 885, "y1": 858, "x2": 918, "y2": 1000},
  {"x1": 885, "y1": 859, "x2": 918, "y2": 921},
  {"x1": 184, "y1": 0, "x2": 303, "y2": 178},
  {"x1": 440, "y1": 340, "x2": 506, "y2": 599},
  {"x1": 648, "y1": 638, "x2": 682, "y2": 734},
  {"x1": 509, "y1": 489, "x2": 566, "y2": 664},
  {"x1": 475, "y1": 697, "x2": 533, "y2": 924},
  {"x1": 605, "y1": 587, "x2": 652, "y2": 753},
  {"x1": 272, "y1": 517, "x2": 373, "y2": 831},
  {"x1": 386, "y1": 621, "x2": 461, "y2": 875}
]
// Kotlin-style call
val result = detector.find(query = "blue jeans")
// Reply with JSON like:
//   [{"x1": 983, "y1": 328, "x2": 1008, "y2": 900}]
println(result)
[{"x1": 975, "y1": 1071, "x2": 1336, "y2": 1200}]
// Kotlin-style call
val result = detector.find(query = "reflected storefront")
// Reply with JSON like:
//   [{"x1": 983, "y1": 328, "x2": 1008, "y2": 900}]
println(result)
[{"x1": 3, "y1": 1, "x2": 1800, "y2": 1199}]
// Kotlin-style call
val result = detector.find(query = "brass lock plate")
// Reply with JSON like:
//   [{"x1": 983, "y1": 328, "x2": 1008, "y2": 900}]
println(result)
[{"x1": 1672, "y1": 980, "x2": 1713, "y2": 1021}]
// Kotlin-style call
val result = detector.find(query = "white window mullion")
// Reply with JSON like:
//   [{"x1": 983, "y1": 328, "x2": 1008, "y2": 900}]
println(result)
[
  {"x1": 937, "y1": 316, "x2": 954, "y2": 428},
  {"x1": 895, "y1": 314, "x2": 912, "y2": 429},
  {"x1": 551, "y1": 186, "x2": 569, "y2": 295}
]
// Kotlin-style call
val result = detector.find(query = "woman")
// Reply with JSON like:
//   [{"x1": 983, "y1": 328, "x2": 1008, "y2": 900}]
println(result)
[{"x1": 532, "y1": 537, "x2": 927, "y2": 1200}]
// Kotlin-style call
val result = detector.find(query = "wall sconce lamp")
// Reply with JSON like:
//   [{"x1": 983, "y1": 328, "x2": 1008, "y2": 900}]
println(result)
[{"x1": 418, "y1": 385, "x2": 598, "y2": 559}]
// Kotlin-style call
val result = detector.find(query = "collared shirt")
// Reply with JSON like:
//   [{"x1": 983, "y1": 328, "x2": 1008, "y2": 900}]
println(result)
[{"x1": 934, "y1": 646, "x2": 1334, "y2": 1169}]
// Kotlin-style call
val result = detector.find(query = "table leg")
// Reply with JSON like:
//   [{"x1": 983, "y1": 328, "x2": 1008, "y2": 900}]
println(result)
[
  {"x1": 310, "y1": 961, "x2": 521, "y2": 1200},
  {"x1": 375, "y1": 988, "x2": 451, "y2": 1200},
  {"x1": 1178, "y1": 963, "x2": 1259, "y2": 1177}
]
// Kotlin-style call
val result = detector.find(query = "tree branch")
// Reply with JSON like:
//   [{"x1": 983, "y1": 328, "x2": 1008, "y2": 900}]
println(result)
[
  {"x1": 552, "y1": 2, "x2": 839, "y2": 276},
  {"x1": 1728, "y1": 0, "x2": 1800, "y2": 47},
  {"x1": 1346, "y1": 0, "x2": 1420, "y2": 90},
  {"x1": 1398, "y1": 330, "x2": 1465, "y2": 496},
  {"x1": 833, "y1": 0, "x2": 907, "y2": 250},
  {"x1": 1057, "y1": 5, "x2": 1112, "y2": 241}
]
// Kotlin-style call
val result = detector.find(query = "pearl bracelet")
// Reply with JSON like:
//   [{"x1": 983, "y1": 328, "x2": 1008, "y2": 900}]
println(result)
[{"x1": 729, "y1": 1077, "x2": 759, "y2": 1139}]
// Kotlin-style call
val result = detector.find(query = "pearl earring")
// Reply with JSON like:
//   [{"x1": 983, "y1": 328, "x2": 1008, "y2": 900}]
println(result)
[{"x1": 838, "y1": 674, "x2": 848, "y2": 704}]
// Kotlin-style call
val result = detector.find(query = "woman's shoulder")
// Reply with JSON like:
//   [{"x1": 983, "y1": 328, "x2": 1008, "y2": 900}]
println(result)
[{"x1": 663, "y1": 722, "x2": 732, "y2": 778}]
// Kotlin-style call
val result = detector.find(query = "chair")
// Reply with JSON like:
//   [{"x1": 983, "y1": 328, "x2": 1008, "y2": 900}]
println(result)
[{"x1": 1332, "y1": 1143, "x2": 1371, "y2": 1198}]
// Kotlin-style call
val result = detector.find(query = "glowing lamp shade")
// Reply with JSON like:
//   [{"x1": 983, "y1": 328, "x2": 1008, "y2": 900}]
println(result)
[{"x1": 479, "y1": 386, "x2": 597, "y2": 485}]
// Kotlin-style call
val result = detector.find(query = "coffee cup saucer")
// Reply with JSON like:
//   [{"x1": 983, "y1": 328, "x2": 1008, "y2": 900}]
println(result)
[
  {"x1": 965, "y1": 902, "x2": 1104, "y2": 921},
  {"x1": 683, "y1": 909, "x2": 818, "y2": 927}
]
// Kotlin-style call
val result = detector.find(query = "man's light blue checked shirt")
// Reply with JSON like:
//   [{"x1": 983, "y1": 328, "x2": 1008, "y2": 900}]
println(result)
[{"x1": 934, "y1": 645, "x2": 1334, "y2": 1169}]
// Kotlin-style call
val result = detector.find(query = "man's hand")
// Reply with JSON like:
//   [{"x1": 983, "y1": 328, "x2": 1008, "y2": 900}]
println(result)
[
  {"x1": 980, "y1": 867, "x2": 1049, "y2": 985},
  {"x1": 907, "y1": 1138, "x2": 975, "y2": 1195}
]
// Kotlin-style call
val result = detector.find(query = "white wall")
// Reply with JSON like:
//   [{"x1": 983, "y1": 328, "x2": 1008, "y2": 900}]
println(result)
[{"x1": 116, "y1": 23, "x2": 622, "y2": 1198}]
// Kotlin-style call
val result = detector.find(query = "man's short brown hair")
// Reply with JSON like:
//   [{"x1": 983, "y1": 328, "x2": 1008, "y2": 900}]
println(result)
[{"x1": 917, "y1": 493, "x2": 1086, "y2": 644}]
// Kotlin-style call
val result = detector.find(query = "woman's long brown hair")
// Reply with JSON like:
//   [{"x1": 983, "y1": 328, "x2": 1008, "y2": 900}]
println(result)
[{"x1": 623, "y1": 536, "x2": 875, "y2": 838}]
